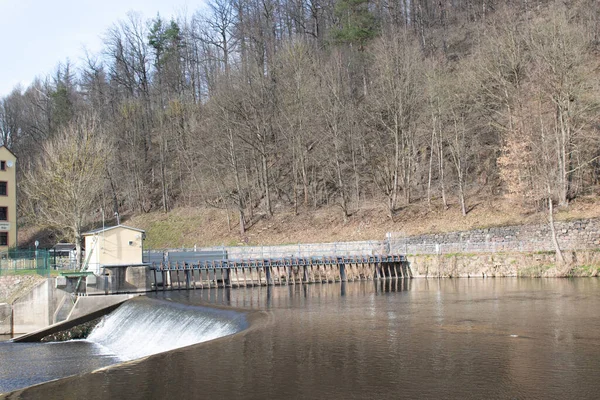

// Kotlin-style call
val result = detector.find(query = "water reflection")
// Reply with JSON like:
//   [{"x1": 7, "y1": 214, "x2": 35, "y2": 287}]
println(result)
[
  {"x1": 8, "y1": 278, "x2": 600, "y2": 400},
  {"x1": 159, "y1": 278, "x2": 414, "y2": 309}
]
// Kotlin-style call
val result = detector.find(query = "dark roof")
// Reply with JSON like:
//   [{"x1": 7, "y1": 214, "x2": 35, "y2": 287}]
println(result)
[
  {"x1": 52, "y1": 243, "x2": 76, "y2": 251},
  {"x1": 83, "y1": 224, "x2": 145, "y2": 236}
]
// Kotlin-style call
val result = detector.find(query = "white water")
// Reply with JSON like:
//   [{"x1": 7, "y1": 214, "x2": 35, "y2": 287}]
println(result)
[{"x1": 87, "y1": 297, "x2": 246, "y2": 361}]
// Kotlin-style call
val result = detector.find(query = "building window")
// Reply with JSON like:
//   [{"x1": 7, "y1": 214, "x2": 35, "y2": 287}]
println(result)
[
  {"x1": 0, "y1": 161, "x2": 5, "y2": 171},
  {"x1": 0, "y1": 233, "x2": 7, "y2": 246},
  {"x1": 0, "y1": 207, "x2": 7, "y2": 221},
  {"x1": 0, "y1": 182, "x2": 6, "y2": 196}
]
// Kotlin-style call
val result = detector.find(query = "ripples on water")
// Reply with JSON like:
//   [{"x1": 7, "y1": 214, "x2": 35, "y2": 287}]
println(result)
[
  {"x1": 3, "y1": 278, "x2": 600, "y2": 399},
  {"x1": 0, "y1": 341, "x2": 120, "y2": 394}
]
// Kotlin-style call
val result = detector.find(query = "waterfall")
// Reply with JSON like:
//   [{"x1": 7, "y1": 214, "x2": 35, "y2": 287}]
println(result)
[{"x1": 87, "y1": 297, "x2": 246, "y2": 361}]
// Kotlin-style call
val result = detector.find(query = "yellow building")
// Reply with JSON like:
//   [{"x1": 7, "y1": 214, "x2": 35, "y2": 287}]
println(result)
[
  {"x1": 82, "y1": 225, "x2": 146, "y2": 274},
  {"x1": 0, "y1": 146, "x2": 17, "y2": 250}
]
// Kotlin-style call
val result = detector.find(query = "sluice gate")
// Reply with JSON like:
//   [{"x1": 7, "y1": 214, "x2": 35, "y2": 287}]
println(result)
[{"x1": 152, "y1": 255, "x2": 410, "y2": 290}]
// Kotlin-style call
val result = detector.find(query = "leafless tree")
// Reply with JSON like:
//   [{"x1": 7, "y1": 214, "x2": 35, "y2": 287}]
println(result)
[{"x1": 21, "y1": 114, "x2": 112, "y2": 267}]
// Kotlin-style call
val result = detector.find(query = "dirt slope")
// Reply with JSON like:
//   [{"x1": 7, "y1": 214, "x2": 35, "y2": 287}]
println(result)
[{"x1": 119, "y1": 195, "x2": 600, "y2": 249}]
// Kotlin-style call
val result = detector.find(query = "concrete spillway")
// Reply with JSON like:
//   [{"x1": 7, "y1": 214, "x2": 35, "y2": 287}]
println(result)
[{"x1": 86, "y1": 297, "x2": 247, "y2": 361}]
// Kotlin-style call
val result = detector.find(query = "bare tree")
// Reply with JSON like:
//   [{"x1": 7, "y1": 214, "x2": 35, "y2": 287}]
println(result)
[
  {"x1": 21, "y1": 114, "x2": 112, "y2": 268},
  {"x1": 366, "y1": 29, "x2": 424, "y2": 218}
]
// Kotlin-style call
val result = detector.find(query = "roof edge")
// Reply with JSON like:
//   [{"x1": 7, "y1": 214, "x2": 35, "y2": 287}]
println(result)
[
  {"x1": 83, "y1": 224, "x2": 145, "y2": 235},
  {"x1": 0, "y1": 145, "x2": 17, "y2": 159}
]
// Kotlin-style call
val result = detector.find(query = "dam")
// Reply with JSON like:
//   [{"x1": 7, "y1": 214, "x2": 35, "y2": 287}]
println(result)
[{"x1": 151, "y1": 254, "x2": 410, "y2": 291}]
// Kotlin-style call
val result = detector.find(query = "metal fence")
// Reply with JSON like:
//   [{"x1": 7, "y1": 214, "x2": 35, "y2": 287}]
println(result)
[
  {"x1": 50, "y1": 256, "x2": 78, "y2": 270},
  {"x1": 143, "y1": 249, "x2": 227, "y2": 265},
  {"x1": 226, "y1": 241, "x2": 384, "y2": 259},
  {"x1": 148, "y1": 241, "x2": 384, "y2": 261},
  {"x1": 0, "y1": 250, "x2": 51, "y2": 276}
]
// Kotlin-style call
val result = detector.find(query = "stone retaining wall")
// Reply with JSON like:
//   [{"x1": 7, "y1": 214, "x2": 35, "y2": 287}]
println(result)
[
  {"x1": 0, "y1": 275, "x2": 45, "y2": 304},
  {"x1": 408, "y1": 250, "x2": 600, "y2": 278},
  {"x1": 391, "y1": 219, "x2": 600, "y2": 250},
  {"x1": 204, "y1": 219, "x2": 600, "y2": 259}
]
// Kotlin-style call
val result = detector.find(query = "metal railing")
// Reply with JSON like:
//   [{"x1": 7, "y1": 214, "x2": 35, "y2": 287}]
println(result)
[{"x1": 147, "y1": 241, "x2": 384, "y2": 262}]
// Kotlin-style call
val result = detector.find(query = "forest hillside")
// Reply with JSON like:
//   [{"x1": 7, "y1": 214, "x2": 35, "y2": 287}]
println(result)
[{"x1": 3, "y1": 0, "x2": 600, "y2": 248}]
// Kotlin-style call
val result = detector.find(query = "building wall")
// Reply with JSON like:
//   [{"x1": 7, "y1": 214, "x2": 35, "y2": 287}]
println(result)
[
  {"x1": 85, "y1": 227, "x2": 144, "y2": 273},
  {"x1": 84, "y1": 235, "x2": 96, "y2": 272},
  {"x1": 0, "y1": 147, "x2": 17, "y2": 250}
]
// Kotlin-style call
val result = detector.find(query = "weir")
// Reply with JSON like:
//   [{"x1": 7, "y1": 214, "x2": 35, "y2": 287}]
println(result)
[
  {"x1": 86, "y1": 297, "x2": 247, "y2": 360},
  {"x1": 151, "y1": 254, "x2": 410, "y2": 291}
]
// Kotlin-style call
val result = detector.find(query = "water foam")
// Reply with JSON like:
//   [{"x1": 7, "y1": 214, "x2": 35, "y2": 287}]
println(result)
[{"x1": 87, "y1": 297, "x2": 246, "y2": 361}]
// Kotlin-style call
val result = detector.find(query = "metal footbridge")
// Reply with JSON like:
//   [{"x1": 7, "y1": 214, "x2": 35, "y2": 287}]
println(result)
[{"x1": 151, "y1": 254, "x2": 410, "y2": 290}]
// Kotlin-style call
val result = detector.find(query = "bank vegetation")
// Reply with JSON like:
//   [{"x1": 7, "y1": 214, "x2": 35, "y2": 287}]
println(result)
[{"x1": 2, "y1": 0, "x2": 600, "y2": 254}]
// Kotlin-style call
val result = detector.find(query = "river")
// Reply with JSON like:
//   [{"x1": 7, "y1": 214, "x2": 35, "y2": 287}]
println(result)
[{"x1": 2, "y1": 278, "x2": 600, "y2": 399}]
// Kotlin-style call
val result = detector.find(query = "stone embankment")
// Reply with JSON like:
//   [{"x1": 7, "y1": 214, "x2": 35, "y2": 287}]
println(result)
[
  {"x1": 194, "y1": 218, "x2": 600, "y2": 278},
  {"x1": 395, "y1": 218, "x2": 600, "y2": 251},
  {"x1": 191, "y1": 218, "x2": 600, "y2": 259},
  {"x1": 0, "y1": 275, "x2": 45, "y2": 304},
  {"x1": 409, "y1": 250, "x2": 600, "y2": 278}
]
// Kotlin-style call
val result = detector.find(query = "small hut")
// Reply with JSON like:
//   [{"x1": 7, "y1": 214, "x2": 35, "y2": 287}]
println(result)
[
  {"x1": 50, "y1": 243, "x2": 76, "y2": 268},
  {"x1": 82, "y1": 225, "x2": 145, "y2": 274}
]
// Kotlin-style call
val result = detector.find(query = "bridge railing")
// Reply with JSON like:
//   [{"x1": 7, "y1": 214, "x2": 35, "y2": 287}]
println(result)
[
  {"x1": 222, "y1": 241, "x2": 384, "y2": 259},
  {"x1": 146, "y1": 241, "x2": 384, "y2": 263}
]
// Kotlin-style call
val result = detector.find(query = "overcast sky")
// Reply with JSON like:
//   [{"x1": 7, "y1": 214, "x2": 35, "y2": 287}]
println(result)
[{"x1": 0, "y1": 0, "x2": 204, "y2": 97}]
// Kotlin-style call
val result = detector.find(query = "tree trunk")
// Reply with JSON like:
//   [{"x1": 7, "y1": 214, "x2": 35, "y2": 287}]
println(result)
[
  {"x1": 229, "y1": 129, "x2": 245, "y2": 234},
  {"x1": 75, "y1": 233, "x2": 82, "y2": 271},
  {"x1": 333, "y1": 136, "x2": 349, "y2": 222},
  {"x1": 391, "y1": 119, "x2": 400, "y2": 213},
  {"x1": 427, "y1": 124, "x2": 435, "y2": 210},
  {"x1": 437, "y1": 127, "x2": 448, "y2": 209},
  {"x1": 557, "y1": 105, "x2": 570, "y2": 207},
  {"x1": 351, "y1": 138, "x2": 360, "y2": 206},
  {"x1": 261, "y1": 151, "x2": 272, "y2": 217},
  {"x1": 548, "y1": 197, "x2": 565, "y2": 265},
  {"x1": 458, "y1": 173, "x2": 467, "y2": 217},
  {"x1": 238, "y1": 209, "x2": 245, "y2": 235},
  {"x1": 300, "y1": 148, "x2": 309, "y2": 206},
  {"x1": 106, "y1": 169, "x2": 120, "y2": 216}
]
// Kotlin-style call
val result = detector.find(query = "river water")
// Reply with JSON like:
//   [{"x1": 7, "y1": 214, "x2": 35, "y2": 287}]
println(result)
[{"x1": 2, "y1": 278, "x2": 600, "y2": 399}]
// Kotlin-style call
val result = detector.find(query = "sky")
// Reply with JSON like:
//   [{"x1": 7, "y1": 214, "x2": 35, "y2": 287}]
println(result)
[{"x1": 0, "y1": 0, "x2": 205, "y2": 97}]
